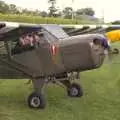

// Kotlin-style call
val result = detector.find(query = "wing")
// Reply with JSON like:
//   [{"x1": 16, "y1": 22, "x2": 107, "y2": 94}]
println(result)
[
  {"x1": 0, "y1": 22, "x2": 41, "y2": 41},
  {"x1": 61, "y1": 24, "x2": 120, "y2": 35},
  {"x1": 60, "y1": 24, "x2": 120, "y2": 43}
]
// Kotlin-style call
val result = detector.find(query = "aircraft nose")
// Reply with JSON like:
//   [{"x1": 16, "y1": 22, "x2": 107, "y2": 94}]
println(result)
[
  {"x1": 89, "y1": 42, "x2": 105, "y2": 67},
  {"x1": 90, "y1": 42, "x2": 105, "y2": 56}
]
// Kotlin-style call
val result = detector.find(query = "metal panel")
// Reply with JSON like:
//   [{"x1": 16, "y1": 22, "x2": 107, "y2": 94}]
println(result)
[
  {"x1": 41, "y1": 24, "x2": 69, "y2": 39},
  {"x1": 11, "y1": 44, "x2": 65, "y2": 77},
  {"x1": 0, "y1": 60, "x2": 26, "y2": 79},
  {"x1": 59, "y1": 34, "x2": 105, "y2": 72}
]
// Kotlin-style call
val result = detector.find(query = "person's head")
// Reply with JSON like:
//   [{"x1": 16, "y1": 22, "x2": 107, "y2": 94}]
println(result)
[
  {"x1": 93, "y1": 38, "x2": 101, "y2": 45},
  {"x1": 93, "y1": 37, "x2": 110, "y2": 50},
  {"x1": 21, "y1": 34, "x2": 25, "y2": 38},
  {"x1": 28, "y1": 34, "x2": 32, "y2": 37},
  {"x1": 101, "y1": 37, "x2": 110, "y2": 50}
]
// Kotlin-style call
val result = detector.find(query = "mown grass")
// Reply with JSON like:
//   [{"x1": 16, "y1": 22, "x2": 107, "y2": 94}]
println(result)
[
  {"x1": 0, "y1": 13, "x2": 98, "y2": 24},
  {"x1": 0, "y1": 43, "x2": 120, "y2": 120}
]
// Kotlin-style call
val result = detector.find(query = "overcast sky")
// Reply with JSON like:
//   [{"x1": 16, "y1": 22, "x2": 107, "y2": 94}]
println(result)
[{"x1": 3, "y1": 0, "x2": 120, "y2": 22}]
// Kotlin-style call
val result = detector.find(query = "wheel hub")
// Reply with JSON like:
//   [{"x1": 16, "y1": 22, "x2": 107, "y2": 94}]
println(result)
[
  {"x1": 71, "y1": 87, "x2": 78, "y2": 96},
  {"x1": 31, "y1": 97, "x2": 41, "y2": 107}
]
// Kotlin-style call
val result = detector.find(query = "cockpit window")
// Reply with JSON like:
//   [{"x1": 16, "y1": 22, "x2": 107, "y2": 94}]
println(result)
[
  {"x1": 41, "y1": 24, "x2": 69, "y2": 39},
  {"x1": 10, "y1": 31, "x2": 47, "y2": 55}
]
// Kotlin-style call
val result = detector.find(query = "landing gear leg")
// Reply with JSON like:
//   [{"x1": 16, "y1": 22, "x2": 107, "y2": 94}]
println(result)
[
  {"x1": 61, "y1": 80, "x2": 83, "y2": 97},
  {"x1": 27, "y1": 78, "x2": 46, "y2": 109}
]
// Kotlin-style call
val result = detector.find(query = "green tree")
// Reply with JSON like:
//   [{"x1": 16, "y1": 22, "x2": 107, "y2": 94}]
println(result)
[
  {"x1": 0, "y1": 1, "x2": 9, "y2": 13},
  {"x1": 22, "y1": 8, "x2": 32, "y2": 15},
  {"x1": 9, "y1": 4, "x2": 20, "y2": 14},
  {"x1": 112, "y1": 20, "x2": 120, "y2": 24},
  {"x1": 40, "y1": 11, "x2": 48, "y2": 17},
  {"x1": 32, "y1": 9, "x2": 41, "y2": 16},
  {"x1": 48, "y1": 0, "x2": 58, "y2": 17},
  {"x1": 76, "y1": 8, "x2": 95, "y2": 16},
  {"x1": 62, "y1": 7, "x2": 73, "y2": 19}
]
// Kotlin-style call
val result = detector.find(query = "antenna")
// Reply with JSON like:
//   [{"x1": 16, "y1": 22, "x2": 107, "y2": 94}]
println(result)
[{"x1": 72, "y1": 0, "x2": 74, "y2": 20}]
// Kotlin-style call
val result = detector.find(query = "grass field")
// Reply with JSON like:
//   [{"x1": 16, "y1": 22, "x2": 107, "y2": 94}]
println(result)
[
  {"x1": 0, "y1": 43, "x2": 120, "y2": 120},
  {"x1": 0, "y1": 13, "x2": 96, "y2": 24}
]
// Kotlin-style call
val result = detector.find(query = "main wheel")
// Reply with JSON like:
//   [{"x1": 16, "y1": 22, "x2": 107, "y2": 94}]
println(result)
[
  {"x1": 112, "y1": 48, "x2": 119, "y2": 54},
  {"x1": 28, "y1": 92, "x2": 46, "y2": 109},
  {"x1": 113, "y1": 48, "x2": 119, "y2": 54},
  {"x1": 67, "y1": 83, "x2": 83, "y2": 97}
]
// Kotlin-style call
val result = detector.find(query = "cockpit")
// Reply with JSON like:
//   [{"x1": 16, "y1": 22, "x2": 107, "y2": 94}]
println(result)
[
  {"x1": 11, "y1": 31, "x2": 44, "y2": 55},
  {"x1": 0, "y1": 23, "x2": 61, "y2": 57}
]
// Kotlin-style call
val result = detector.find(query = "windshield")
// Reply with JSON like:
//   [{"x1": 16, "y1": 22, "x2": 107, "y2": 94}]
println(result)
[{"x1": 41, "y1": 24, "x2": 69, "y2": 39}]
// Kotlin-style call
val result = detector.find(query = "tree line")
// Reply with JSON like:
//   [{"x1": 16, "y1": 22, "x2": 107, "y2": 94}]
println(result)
[{"x1": 0, "y1": 0, "x2": 96, "y2": 20}]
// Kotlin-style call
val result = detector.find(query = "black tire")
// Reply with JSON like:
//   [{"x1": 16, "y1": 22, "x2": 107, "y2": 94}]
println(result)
[
  {"x1": 67, "y1": 83, "x2": 83, "y2": 97},
  {"x1": 28, "y1": 92, "x2": 46, "y2": 109},
  {"x1": 112, "y1": 48, "x2": 119, "y2": 54}
]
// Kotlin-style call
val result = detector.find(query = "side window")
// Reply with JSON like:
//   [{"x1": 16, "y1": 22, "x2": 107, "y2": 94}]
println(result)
[
  {"x1": 36, "y1": 31, "x2": 47, "y2": 45},
  {"x1": 41, "y1": 30, "x2": 57, "y2": 43},
  {"x1": 10, "y1": 31, "x2": 47, "y2": 55},
  {"x1": 0, "y1": 41, "x2": 8, "y2": 57},
  {"x1": 9, "y1": 39, "x2": 21, "y2": 55}
]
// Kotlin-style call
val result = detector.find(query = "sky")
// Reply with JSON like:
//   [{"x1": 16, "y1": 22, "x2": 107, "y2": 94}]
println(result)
[{"x1": 2, "y1": 0, "x2": 120, "y2": 23}]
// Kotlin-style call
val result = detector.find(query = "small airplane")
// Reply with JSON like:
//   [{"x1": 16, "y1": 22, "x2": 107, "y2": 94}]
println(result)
[
  {"x1": 0, "y1": 22, "x2": 107, "y2": 109},
  {"x1": 105, "y1": 29, "x2": 120, "y2": 42}
]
